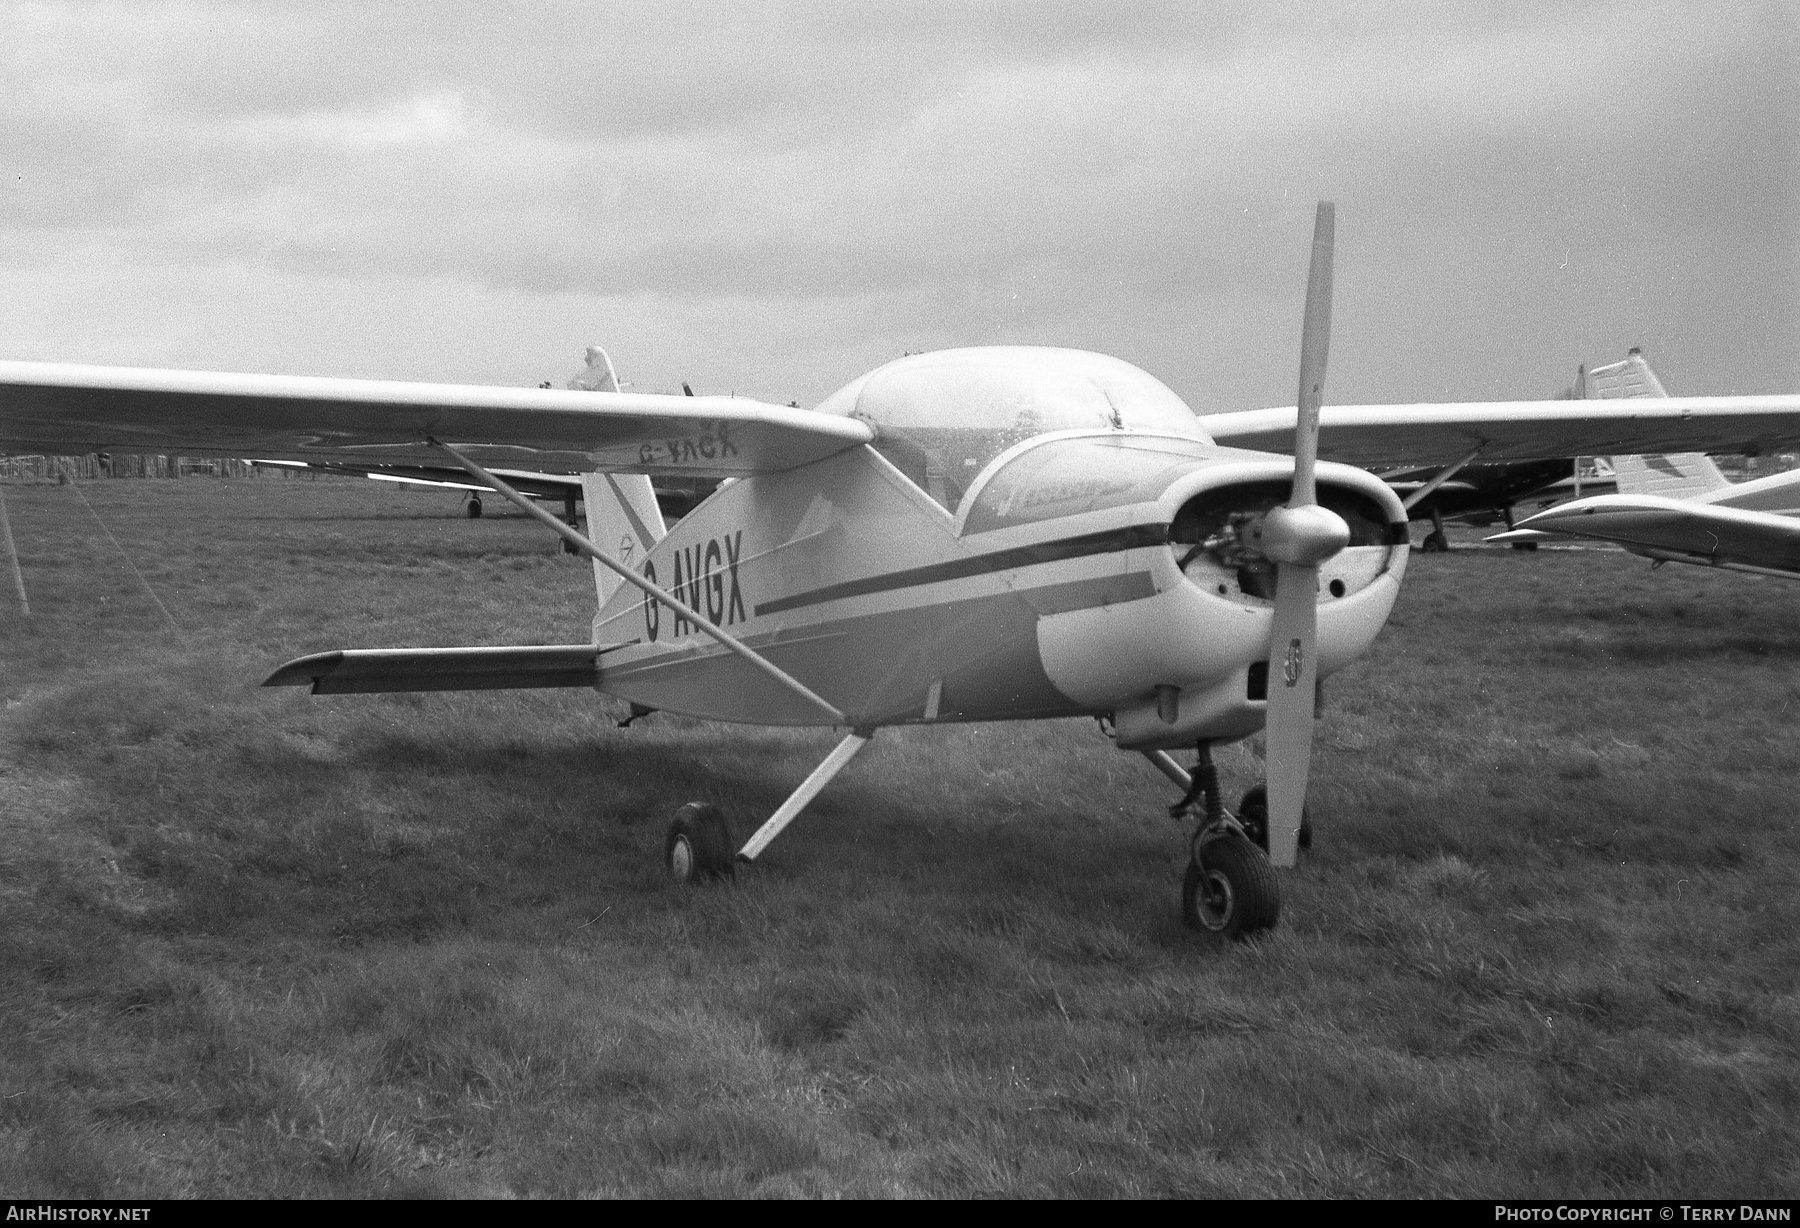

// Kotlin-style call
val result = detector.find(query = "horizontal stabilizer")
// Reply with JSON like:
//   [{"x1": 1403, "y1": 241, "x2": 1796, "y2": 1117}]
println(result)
[
  {"x1": 263, "y1": 644, "x2": 601, "y2": 694},
  {"x1": 1482, "y1": 528, "x2": 1557, "y2": 545}
]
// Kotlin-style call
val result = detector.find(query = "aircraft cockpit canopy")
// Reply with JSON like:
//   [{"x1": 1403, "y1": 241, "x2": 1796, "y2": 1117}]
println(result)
[{"x1": 813, "y1": 347, "x2": 1204, "y2": 512}]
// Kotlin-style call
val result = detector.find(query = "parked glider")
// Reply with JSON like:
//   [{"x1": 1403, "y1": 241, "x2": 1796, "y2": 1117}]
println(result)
[{"x1": 6, "y1": 205, "x2": 1800, "y2": 938}]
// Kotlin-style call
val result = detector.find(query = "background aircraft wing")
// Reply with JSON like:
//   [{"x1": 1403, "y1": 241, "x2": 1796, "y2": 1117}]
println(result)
[
  {"x1": 0, "y1": 360, "x2": 873, "y2": 478},
  {"x1": 1202, "y1": 396, "x2": 1800, "y2": 468},
  {"x1": 1512, "y1": 494, "x2": 1800, "y2": 575}
]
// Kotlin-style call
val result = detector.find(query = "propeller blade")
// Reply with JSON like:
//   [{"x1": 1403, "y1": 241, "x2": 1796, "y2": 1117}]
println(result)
[
  {"x1": 1292, "y1": 201, "x2": 1334, "y2": 507},
  {"x1": 1264, "y1": 564, "x2": 1319, "y2": 866},
  {"x1": 1261, "y1": 200, "x2": 1337, "y2": 869}
]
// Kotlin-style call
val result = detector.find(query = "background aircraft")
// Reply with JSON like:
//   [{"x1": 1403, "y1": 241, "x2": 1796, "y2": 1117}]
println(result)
[
  {"x1": 1488, "y1": 352, "x2": 1800, "y2": 578},
  {"x1": 1376, "y1": 457, "x2": 1573, "y2": 551},
  {"x1": 1495, "y1": 449, "x2": 1800, "y2": 578},
  {"x1": 1373, "y1": 351, "x2": 1674, "y2": 551},
  {"x1": 5, "y1": 207, "x2": 1800, "y2": 939}
]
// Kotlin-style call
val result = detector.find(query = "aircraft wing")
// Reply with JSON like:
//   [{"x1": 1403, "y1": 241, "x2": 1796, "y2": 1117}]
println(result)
[
  {"x1": 0, "y1": 360, "x2": 874, "y2": 478},
  {"x1": 1202, "y1": 397, "x2": 1800, "y2": 469},
  {"x1": 252, "y1": 459, "x2": 587, "y2": 497},
  {"x1": 1511, "y1": 494, "x2": 1800, "y2": 575}
]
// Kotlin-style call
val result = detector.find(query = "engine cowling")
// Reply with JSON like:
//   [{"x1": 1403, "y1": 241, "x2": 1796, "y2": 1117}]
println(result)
[{"x1": 1031, "y1": 455, "x2": 1408, "y2": 749}]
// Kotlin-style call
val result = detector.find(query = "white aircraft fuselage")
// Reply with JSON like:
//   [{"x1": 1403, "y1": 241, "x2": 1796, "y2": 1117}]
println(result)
[{"x1": 591, "y1": 348, "x2": 1409, "y2": 748}]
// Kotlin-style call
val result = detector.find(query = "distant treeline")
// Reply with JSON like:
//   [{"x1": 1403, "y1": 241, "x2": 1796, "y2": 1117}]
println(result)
[{"x1": 0, "y1": 455, "x2": 295, "y2": 481}]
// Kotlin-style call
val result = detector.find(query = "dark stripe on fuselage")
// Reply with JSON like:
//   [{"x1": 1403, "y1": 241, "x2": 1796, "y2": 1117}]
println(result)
[{"x1": 753, "y1": 523, "x2": 1170, "y2": 616}]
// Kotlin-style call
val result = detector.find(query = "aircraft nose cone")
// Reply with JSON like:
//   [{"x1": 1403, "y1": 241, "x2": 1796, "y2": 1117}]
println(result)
[{"x1": 1253, "y1": 503, "x2": 1351, "y2": 567}]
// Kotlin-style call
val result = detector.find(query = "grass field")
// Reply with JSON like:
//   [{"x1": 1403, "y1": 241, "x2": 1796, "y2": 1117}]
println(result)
[{"x1": 1, "y1": 476, "x2": 1796, "y2": 1198}]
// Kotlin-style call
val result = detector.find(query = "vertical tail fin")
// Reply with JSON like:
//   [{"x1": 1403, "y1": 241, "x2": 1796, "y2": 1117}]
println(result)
[
  {"x1": 581, "y1": 472, "x2": 665, "y2": 619},
  {"x1": 1578, "y1": 348, "x2": 1728, "y2": 499},
  {"x1": 1576, "y1": 348, "x2": 1668, "y2": 399},
  {"x1": 1611, "y1": 453, "x2": 1730, "y2": 498},
  {"x1": 567, "y1": 346, "x2": 621, "y2": 393},
  {"x1": 563, "y1": 345, "x2": 666, "y2": 632}
]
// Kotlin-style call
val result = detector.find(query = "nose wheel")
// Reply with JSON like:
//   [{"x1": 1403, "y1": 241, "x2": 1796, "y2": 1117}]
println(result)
[
  {"x1": 1169, "y1": 743, "x2": 1282, "y2": 939},
  {"x1": 1183, "y1": 836, "x2": 1281, "y2": 938}
]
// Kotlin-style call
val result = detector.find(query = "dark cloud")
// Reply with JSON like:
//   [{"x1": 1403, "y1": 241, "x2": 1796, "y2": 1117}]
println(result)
[{"x1": 1, "y1": 0, "x2": 1793, "y2": 409}]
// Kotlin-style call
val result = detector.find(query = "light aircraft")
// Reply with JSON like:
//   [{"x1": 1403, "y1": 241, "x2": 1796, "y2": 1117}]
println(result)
[
  {"x1": 6, "y1": 204, "x2": 1800, "y2": 938},
  {"x1": 1378, "y1": 456, "x2": 1574, "y2": 551},
  {"x1": 1489, "y1": 352, "x2": 1800, "y2": 579},
  {"x1": 1493, "y1": 455, "x2": 1800, "y2": 578},
  {"x1": 1376, "y1": 352, "x2": 1672, "y2": 551}
]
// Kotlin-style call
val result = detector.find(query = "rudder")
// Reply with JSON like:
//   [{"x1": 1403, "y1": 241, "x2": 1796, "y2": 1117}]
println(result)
[{"x1": 581, "y1": 472, "x2": 666, "y2": 617}]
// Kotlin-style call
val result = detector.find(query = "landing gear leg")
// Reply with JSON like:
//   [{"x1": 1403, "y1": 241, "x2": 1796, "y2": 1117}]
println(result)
[
  {"x1": 1171, "y1": 742, "x2": 1281, "y2": 938},
  {"x1": 1422, "y1": 507, "x2": 1449, "y2": 553},
  {"x1": 1502, "y1": 505, "x2": 1538, "y2": 551},
  {"x1": 561, "y1": 492, "x2": 581, "y2": 554},
  {"x1": 665, "y1": 730, "x2": 874, "y2": 885}
]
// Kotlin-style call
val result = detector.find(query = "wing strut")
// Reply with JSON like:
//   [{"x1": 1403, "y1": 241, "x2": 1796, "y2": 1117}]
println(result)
[
  {"x1": 1400, "y1": 445, "x2": 1486, "y2": 511},
  {"x1": 429, "y1": 439, "x2": 848, "y2": 725}
]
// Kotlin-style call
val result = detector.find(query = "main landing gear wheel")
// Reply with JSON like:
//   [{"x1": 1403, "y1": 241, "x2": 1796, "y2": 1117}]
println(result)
[
  {"x1": 467, "y1": 495, "x2": 483, "y2": 519},
  {"x1": 1183, "y1": 837, "x2": 1280, "y2": 939},
  {"x1": 665, "y1": 802, "x2": 735, "y2": 884},
  {"x1": 1421, "y1": 530, "x2": 1449, "y2": 552},
  {"x1": 1234, "y1": 785, "x2": 1313, "y2": 854}
]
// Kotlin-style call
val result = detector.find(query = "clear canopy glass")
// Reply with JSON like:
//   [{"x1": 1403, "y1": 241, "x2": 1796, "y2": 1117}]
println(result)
[{"x1": 813, "y1": 347, "x2": 1205, "y2": 512}]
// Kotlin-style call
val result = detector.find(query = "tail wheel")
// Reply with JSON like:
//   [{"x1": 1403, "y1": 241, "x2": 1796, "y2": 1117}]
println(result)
[
  {"x1": 1183, "y1": 837, "x2": 1280, "y2": 938},
  {"x1": 665, "y1": 802, "x2": 735, "y2": 883},
  {"x1": 1235, "y1": 785, "x2": 1313, "y2": 854}
]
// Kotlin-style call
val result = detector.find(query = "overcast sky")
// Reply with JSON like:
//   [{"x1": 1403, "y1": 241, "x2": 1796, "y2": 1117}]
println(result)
[{"x1": 2, "y1": 1, "x2": 1794, "y2": 412}]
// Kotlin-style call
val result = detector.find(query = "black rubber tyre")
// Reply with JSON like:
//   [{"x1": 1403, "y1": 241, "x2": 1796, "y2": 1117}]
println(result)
[
  {"x1": 1422, "y1": 531, "x2": 1449, "y2": 553},
  {"x1": 467, "y1": 496, "x2": 483, "y2": 519},
  {"x1": 1183, "y1": 837, "x2": 1281, "y2": 938},
  {"x1": 665, "y1": 802, "x2": 735, "y2": 883},
  {"x1": 1510, "y1": 540, "x2": 1539, "y2": 552},
  {"x1": 1235, "y1": 785, "x2": 1313, "y2": 854}
]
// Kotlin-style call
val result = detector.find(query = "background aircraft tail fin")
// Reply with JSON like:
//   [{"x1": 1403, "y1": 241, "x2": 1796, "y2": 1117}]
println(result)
[
  {"x1": 1577, "y1": 348, "x2": 1668, "y2": 399},
  {"x1": 1611, "y1": 453, "x2": 1730, "y2": 498},
  {"x1": 1577, "y1": 349, "x2": 1728, "y2": 498},
  {"x1": 567, "y1": 345, "x2": 621, "y2": 393},
  {"x1": 581, "y1": 472, "x2": 666, "y2": 617}
]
